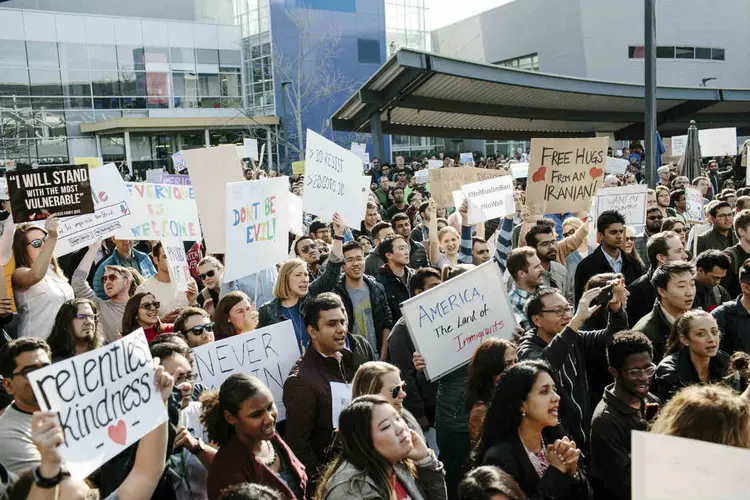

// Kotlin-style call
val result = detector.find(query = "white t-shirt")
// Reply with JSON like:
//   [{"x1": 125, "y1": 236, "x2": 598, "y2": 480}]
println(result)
[
  {"x1": 137, "y1": 277, "x2": 189, "y2": 319},
  {"x1": 0, "y1": 404, "x2": 39, "y2": 474}
]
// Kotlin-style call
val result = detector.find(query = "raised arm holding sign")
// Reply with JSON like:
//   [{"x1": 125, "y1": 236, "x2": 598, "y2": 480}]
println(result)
[{"x1": 7, "y1": 165, "x2": 95, "y2": 223}]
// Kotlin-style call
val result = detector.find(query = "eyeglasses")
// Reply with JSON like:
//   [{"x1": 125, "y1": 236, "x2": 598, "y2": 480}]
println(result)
[
  {"x1": 319, "y1": 246, "x2": 330, "y2": 254},
  {"x1": 185, "y1": 322, "x2": 215, "y2": 336},
  {"x1": 540, "y1": 306, "x2": 574, "y2": 317},
  {"x1": 140, "y1": 301, "x2": 161, "y2": 310},
  {"x1": 623, "y1": 364, "x2": 657, "y2": 378},
  {"x1": 26, "y1": 235, "x2": 48, "y2": 248},
  {"x1": 391, "y1": 382, "x2": 406, "y2": 399},
  {"x1": 563, "y1": 230, "x2": 575, "y2": 238},
  {"x1": 12, "y1": 362, "x2": 50, "y2": 379},
  {"x1": 625, "y1": 237, "x2": 636, "y2": 242},
  {"x1": 300, "y1": 243, "x2": 318, "y2": 254},
  {"x1": 74, "y1": 313, "x2": 97, "y2": 321},
  {"x1": 101, "y1": 274, "x2": 120, "y2": 284},
  {"x1": 672, "y1": 227, "x2": 685, "y2": 233},
  {"x1": 175, "y1": 372, "x2": 197, "y2": 385},
  {"x1": 198, "y1": 270, "x2": 216, "y2": 280},
  {"x1": 647, "y1": 216, "x2": 663, "y2": 221},
  {"x1": 715, "y1": 213, "x2": 733, "y2": 219}
]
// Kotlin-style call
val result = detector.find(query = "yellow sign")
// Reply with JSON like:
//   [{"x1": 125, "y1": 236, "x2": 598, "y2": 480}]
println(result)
[
  {"x1": 4, "y1": 254, "x2": 16, "y2": 313},
  {"x1": 74, "y1": 157, "x2": 102, "y2": 169},
  {"x1": 292, "y1": 161, "x2": 305, "y2": 175}
]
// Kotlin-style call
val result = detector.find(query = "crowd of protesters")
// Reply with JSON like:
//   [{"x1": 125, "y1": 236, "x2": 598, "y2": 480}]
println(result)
[{"x1": 0, "y1": 141, "x2": 749, "y2": 500}]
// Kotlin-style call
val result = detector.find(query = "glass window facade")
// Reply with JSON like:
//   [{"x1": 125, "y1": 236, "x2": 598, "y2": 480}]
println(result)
[
  {"x1": 386, "y1": 0, "x2": 431, "y2": 55},
  {"x1": 495, "y1": 53, "x2": 539, "y2": 71},
  {"x1": 234, "y1": 0, "x2": 273, "y2": 116},
  {"x1": 628, "y1": 45, "x2": 726, "y2": 61}
]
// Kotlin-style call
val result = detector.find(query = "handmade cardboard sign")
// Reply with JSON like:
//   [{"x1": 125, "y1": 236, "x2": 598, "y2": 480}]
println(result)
[
  {"x1": 428, "y1": 167, "x2": 507, "y2": 209},
  {"x1": 50, "y1": 164, "x2": 142, "y2": 257},
  {"x1": 27, "y1": 330, "x2": 167, "y2": 479},
  {"x1": 185, "y1": 241, "x2": 203, "y2": 279},
  {"x1": 671, "y1": 135, "x2": 687, "y2": 157},
  {"x1": 459, "y1": 153, "x2": 474, "y2": 166},
  {"x1": 191, "y1": 321, "x2": 300, "y2": 420},
  {"x1": 7, "y1": 165, "x2": 95, "y2": 222},
  {"x1": 115, "y1": 183, "x2": 202, "y2": 241},
  {"x1": 685, "y1": 186, "x2": 705, "y2": 223},
  {"x1": 400, "y1": 260, "x2": 517, "y2": 381},
  {"x1": 225, "y1": 177, "x2": 290, "y2": 282},
  {"x1": 304, "y1": 129, "x2": 367, "y2": 228},
  {"x1": 632, "y1": 431, "x2": 750, "y2": 499},
  {"x1": 163, "y1": 174, "x2": 191, "y2": 186},
  {"x1": 292, "y1": 161, "x2": 305, "y2": 175},
  {"x1": 162, "y1": 237, "x2": 190, "y2": 292},
  {"x1": 525, "y1": 137, "x2": 608, "y2": 214},
  {"x1": 593, "y1": 185, "x2": 648, "y2": 226},
  {"x1": 172, "y1": 151, "x2": 187, "y2": 173},
  {"x1": 461, "y1": 176, "x2": 515, "y2": 224}
]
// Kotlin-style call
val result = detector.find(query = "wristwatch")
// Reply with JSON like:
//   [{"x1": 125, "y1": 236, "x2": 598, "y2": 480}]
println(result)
[
  {"x1": 190, "y1": 438, "x2": 206, "y2": 455},
  {"x1": 33, "y1": 466, "x2": 68, "y2": 488},
  {"x1": 333, "y1": 235, "x2": 345, "y2": 241}
]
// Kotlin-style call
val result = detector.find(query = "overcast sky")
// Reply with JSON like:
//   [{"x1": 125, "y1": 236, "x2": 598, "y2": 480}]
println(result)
[{"x1": 429, "y1": 0, "x2": 514, "y2": 30}]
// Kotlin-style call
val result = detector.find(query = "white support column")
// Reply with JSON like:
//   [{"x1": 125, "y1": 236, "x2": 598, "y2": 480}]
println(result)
[
  {"x1": 124, "y1": 130, "x2": 133, "y2": 174},
  {"x1": 95, "y1": 134, "x2": 102, "y2": 158},
  {"x1": 265, "y1": 127, "x2": 273, "y2": 170},
  {"x1": 204, "y1": 129, "x2": 210, "y2": 147}
]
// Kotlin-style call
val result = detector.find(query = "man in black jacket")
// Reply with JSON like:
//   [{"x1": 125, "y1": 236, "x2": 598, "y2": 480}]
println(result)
[
  {"x1": 333, "y1": 241, "x2": 394, "y2": 359},
  {"x1": 721, "y1": 209, "x2": 750, "y2": 297},
  {"x1": 376, "y1": 234, "x2": 414, "y2": 321},
  {"x1": 590, "y1": 331, "x2": 661, "y2": 500},
  {"x1": 517, "y1": 278, "x2": 629, "y2": 456},
  {"x1": 575, "y1": 210, "x2": 644, "y2": 303},
  {"x1": 697, "y1": 201, "x2": 736, "y2": 254},
  {"x1": 714, "y1": 258, "x2": 750, "y2": 354},
  {"x1": 693, "y1": 250, "x2": 731, "y2": 313}
]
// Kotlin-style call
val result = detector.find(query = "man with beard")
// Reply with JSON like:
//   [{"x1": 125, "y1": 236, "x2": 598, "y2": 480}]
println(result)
[
  {"x1": 506, "y1": 247, "x2": 546, "y2": 331},
  {"x1": 635, "y1": 207, "x2": 664, "y2": 266},
  {"x1": 384, "y1": 186, "x2": 408, "y2": 220},
  {"x1": 697, "y1": 201, "x2": 736, "y2": 254},
  {"x1": 294, "y1": 235, "x2": 323, "y2": 281},
  {"x1": 309, "y1": 220, "x2": 333, "y2": 246},
  {"x1": 590, "y1": 331, "x2": 660, "y2": 500},
  {"x1": 525, "y1": 223, "x2": 573, "y2": 303},
  {"x1": 471, "y1": 237, "x2": 491, "y2": 266},
  {"x1": 333, "y1": 241, "x2": 393, "y2": 359}
]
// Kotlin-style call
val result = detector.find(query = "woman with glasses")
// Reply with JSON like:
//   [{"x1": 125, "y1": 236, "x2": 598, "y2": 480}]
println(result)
[
  {"x1": 351, "y1": 361, "x2": 425, "y2": 439},
  {"x1": 661, "y1": 217, "x2": 688, "y2": 251},
  {"x1": 203, "y1": 373, "x2": 307, "y2": 500},
  {"x1": 46, "y1": 298, "x2": 104, "y2": 361},
  {"x1": 121, "y1": 291, "x2": 173, "y2": 342},
  {"x1": 197, "y1": 256, "x2": 224, "y2": 319},
  {"x1": 654, "y1": 310, "x2": 730, "y2": 403},
  {"x1": 174, "y1": 306, "x2": 215, "y2": 348},
  {"x1": 466, "y1": 338, "x2": 518, "y2": 446},
  {"x1": 623, "y1": 226, "x2": 645, "y2": 269},
  {"x1": 11, "y1": 216, "x2": 74, "y2": 339},
  {"x1": 214, "y1": 291, "x2": 259, "y2": 341}
]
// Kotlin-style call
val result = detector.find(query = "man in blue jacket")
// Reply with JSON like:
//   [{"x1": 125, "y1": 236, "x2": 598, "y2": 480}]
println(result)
[{"x1": 93, "y1": 237, "x2": 156, "y2": 299}]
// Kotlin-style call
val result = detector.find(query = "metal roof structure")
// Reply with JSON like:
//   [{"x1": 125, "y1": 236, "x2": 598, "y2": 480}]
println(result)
[{"x1": 331, "y1": 48, "x2": 750, "y2": 158}]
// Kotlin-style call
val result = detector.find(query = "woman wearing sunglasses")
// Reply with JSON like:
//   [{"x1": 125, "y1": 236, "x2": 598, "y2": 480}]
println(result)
[
  {"x1": 121, "y1": 291, "x2": 173, "y2": 342},
  {"x1": 12, "y1": 216, "x2": 74, "y2": 340},
  {"x1": 351, "y1": 361, "x2": 425, "y2": 439},
  {"x1": 174, "y1": 306, "x2": 215, "y2": 348}
]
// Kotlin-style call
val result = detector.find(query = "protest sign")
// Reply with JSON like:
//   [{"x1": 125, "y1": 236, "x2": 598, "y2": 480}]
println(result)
[
  {"x1": 162, "y1": 237, "x2": 190, "y2": 292},
  {"x1": 163, "y1": 174, "x2": 191, "y2": 186},
  {"x1": 304, "y1": 129, "x2": 367, "y2": 228},
  {"x1": 400, "y1": 260, "x2": 517, "y2": 381},
  {"x1": 27, "y1": 330, "x2": 167, "y2": 479},
  {"x1": 525, "y1": 137, "x2": 608, "y2": 214},
  {"x1": 191, "y1": 321, "x2": 300, "y2": 420},
  {"x1": 685, "y1": 186, "x2": 705, "y2": 223},
  {"x1": 114, "y1": 183, "x2": 202, "y2": 241},
  {"x1": 7, "y1": 164, "x2": 95, "y2": 223},
  {"x1": 429, "y1": 167, "x2": 507, "y2": 208},
  {"x1": 292, "y1": 161, "x2": 305, "y2": 175},
  {"x1": 50, "y1": 164, "x2": 142, "y2": 257},
  {"x1": 73, "y1": 157, "x2": 102, "y2": 170},
  {"x1": 172, "y1": 151, "x2": 187, "y2": 173},
  {"x1": 509, "y1": 163, "x2": 529, "y2": 179},
  {"x1": 243, "y1": 138, "x2": 259, "y2": 161},
  {"x1": 459, "y1": 152, "x2": 474, "y2": 166},
  {"x1": 288, "y1": 192, "x2": 305, "y2": 236},
  {"x1": 671, "y1": 135, "x2": 687, "y2": 157},
  {"x1": 183, "y1": 145, "x2": 244, "y2": 254},
  {"x1": 699, "y1": 127, "x2": 737, "y2": 157},
  {"x1": 331, "y1": 382, "x2": 352, "y2": 428},
  {"x1": 185, "y1": 241, "x2": 203, "y2": 279},
  {"x1": 415, "y1": 169, "x2": 430, "y2": 185},
  {"x1": 0, "y1": 177, "x2": 7, "y2": 199},
  {"x1": 145, "y1": 168, "x2": 164, "y2": 184},
  {"x1": 359, "y1": 176, "x2": 371, "y2": 221},
  {"x1": 428, "y1": 160, "x2": 443, "y2": 169},
  {"x1": 225, "y1": 177, "x2": 290, "y2": 283},
  {"x1": 593, "y1": 185, "x2": 648, "y2": 226},
  {"x1": 605, "y1": 157, "x2": 629, "y2": 175},
  {"x1": 3, "y1": 255, "x2": 16, "y2": 312},
  {"x1": 461, "y1": 176, "x2": 515, "y2": 225},
  {"x1": 632, "y1": 431, "x2": 750, "y2": 499}
]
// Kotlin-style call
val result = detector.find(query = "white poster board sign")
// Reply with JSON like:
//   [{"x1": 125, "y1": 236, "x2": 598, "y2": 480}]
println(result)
[
  {"x1": 330, "y1": 382, "x2": 352, "y2": 429},
  {"x1": 685, "y1": 186, "x2": 705, "y2": 223},
  {"x1": 461, "y1": 175, "x2": 515, "y2": 224},
  {"x1": 225, "y1": 177, "x2": 290, "y2": 283},
  {"x1": 632, "y1": 431, "x2": 750, "y2": 499},
  {"x1": 288, "y1": 192, "x2": 305, "y2": 236},
  {"x1": 191, "y1": 321, "x2": 300, "y2": 420},
  {"x1": 427, "y1": 160, "x2": 443, "y2": 169},
  {"x1": 359, "y1": 176, "x2": 371, "y2": 221},
  {"x1": 27, "y1": 330, "x2": 167, "y2": 479},
  {"x1": 400, "y1": 260, "x2": 517, "y2": 381},
  {"x1": 146, "y1": 168, "x2": 164, "y2": 184},
  {"x1": 304, "y1": 129, "x2": 367, "y2": 228},
  {"x1": 605, "y1": 157, "x2": 629, "y2": 175},
  {"x1": 699, "y1": 127, "x2": 737, "y2": 157},
  {"x1": 162, "y1": 237, "x2": 190, "y2": 292},
  {"x1": 243, "y1": 138, "x2": 259, "y2": 161},
  {"x1": 510, "y1": 163, "x2": 529, "y2": 179},
  {"x1": 415, "y1": 169, "x2": 430, "y2": 185},
  {"x1": 593, "y1": 185, "x2": 649, "y2": 226},
  {"x1": 460, "y1": 152, "x2": 474, "y2": 165},
  {"x1": 51, "y1": 164, "x2": 143, "y2": 257},
  {"x1": 671, "y1": 135, "x2": 687, "y2": 157},
  {"x1": 114, "y1": 183, "x2": 202, "y2": 241}
]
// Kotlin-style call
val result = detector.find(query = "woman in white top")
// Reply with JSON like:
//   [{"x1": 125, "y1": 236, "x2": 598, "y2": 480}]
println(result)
[{"x1": 11, "y1": 216, "x2": 74, "y2": 339}]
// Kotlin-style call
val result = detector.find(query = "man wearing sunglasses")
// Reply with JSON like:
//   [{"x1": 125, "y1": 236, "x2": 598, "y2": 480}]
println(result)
[
  {"x1": 92, "y1": 237, "x2": 156, "y2": 300},
  {"x1": 293, "y1": 235, "x2": 323, "y2": 281},
  {"x1": 634, "y1": 207, "x2": 664, "y2": 266},
  {"x1": 0, "y1": 338, "x2": 52, "y2": 474},
  {"x1": 137, "y1": 242, "x2": 198, "y2": 321},
  {"x1": 174, "y1": 307, "x2": 214, "y2": 348}
]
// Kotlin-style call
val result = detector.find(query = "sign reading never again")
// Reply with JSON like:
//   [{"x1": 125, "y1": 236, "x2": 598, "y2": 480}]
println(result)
[
  {"x1": 7, "y1": 164, "x2": 95, "y2": 222},
  {"x1": 525, "y1": 137, "x2": 608, "y2": 214},
  {"x1": 399, "y1": 261, "x2": 517, "y2": 381}
]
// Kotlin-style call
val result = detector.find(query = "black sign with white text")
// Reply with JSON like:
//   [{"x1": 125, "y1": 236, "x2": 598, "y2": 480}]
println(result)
[{"x1": 7, "y1": 164, "x2": 95, "y2": 222}]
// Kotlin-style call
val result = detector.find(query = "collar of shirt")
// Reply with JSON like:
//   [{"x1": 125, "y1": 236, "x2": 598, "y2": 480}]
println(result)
[
  {"x1": 660, "y1": 304, "x2": 677, "y2": 324},
  {"x1": 602, "y1": 248, "x2": 623, "y2": 270}
]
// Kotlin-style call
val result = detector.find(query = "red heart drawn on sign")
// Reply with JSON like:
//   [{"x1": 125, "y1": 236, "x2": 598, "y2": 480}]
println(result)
[
  {"x1": 531, "y1": 167, "x2": 546, "y2": 183},
  {"x1": 107, "y1": 420, "x2": 127, "y2": 445},
  {"x1": 589, "y1": 167, "x2": 604, "y2": 179}
]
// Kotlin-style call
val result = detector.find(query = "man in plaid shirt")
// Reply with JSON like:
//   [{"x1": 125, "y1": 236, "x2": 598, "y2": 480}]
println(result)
[{"x1": 506, "y1": 247, "x2": 546, "y2": 331}]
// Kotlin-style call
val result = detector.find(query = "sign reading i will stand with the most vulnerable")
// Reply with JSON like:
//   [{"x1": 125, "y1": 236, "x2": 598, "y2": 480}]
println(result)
[
  {"x1": 399, "y1": 260, "x2": 517, "y2": 381},
  {"x1": 304, "y1": 129, "x2": 367, "y2": 228},
  {"x1": 27, "y1": 330, "x2": 168, "y2": 479},
  {"x1": 7, "y1": 164, "x2": 95, "y2": 223},
  {"x1": 525, "y1": 137, "x2": 608, "y2": 215}
]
